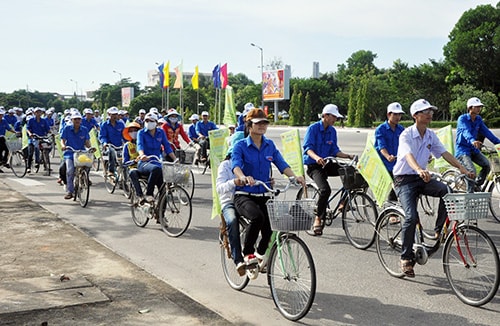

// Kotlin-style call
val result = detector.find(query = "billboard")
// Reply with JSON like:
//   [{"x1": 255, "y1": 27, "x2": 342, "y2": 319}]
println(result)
[
  {"x1": 121, "y1": 87, "x2": 134, "y2": 107},
  {"x1": 262, "y1": 66, "x2": 290, "y2": 102}
]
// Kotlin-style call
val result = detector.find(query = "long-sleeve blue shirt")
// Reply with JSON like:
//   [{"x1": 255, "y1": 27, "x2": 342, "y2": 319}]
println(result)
[
  {"x1": 231, "y1": 135, "x2": 289, "y2": 194},
  {"x1": 27, "y1": 117, "x2": 50, "y2": 137},
  {"x1": 455, "y1": 113, "x2": 500, "y2": 157},
  {"x1": 374, "y1": 121, "x2": 404, "y2": 172},
  {"x1": 302, "y1": 120, "x2": 340, "y2": 165},
  {"x1": 99, "y1": 119, "x2": 125, "y2": 146},
  {"x1": 188, "y1": 124, "x2": 198, "y2": 141},
  {"x1": 195, "y1": 120, "x2": 218, "y2": 137},
  {"x1": 61, "y1": 124, "x2": 90, "y2": 159},
  {"x1": 137, "y1": 127, "x2": 173, "y2": 160}
]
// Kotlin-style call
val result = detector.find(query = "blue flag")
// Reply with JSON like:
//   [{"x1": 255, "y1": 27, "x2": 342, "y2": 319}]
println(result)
[{"x1": 212, "y1": 64, "x2": 220, "y2": 89}]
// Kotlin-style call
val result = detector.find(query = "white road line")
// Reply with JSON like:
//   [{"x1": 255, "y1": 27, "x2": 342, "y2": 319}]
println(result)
[{"x1": 7, "y1": 177, "x2": 45, "y2": 186}]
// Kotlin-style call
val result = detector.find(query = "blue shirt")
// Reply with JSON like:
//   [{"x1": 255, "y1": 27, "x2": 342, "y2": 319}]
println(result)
[
  {"x1": 374, "y1": 121, "x2": 404, "y2": 172},
  {"x1": 99, "y1": 119, "x2": 125, "y2": 146},
  {"x1": 188, "y1": 124, "x2": 198, "y2": 141},
  {"x1": 4, "y1": 115, "x2": 17, "y2": 128},
  {"x1": 137, "y1": 127, "x2": 173, "y2": 159},
  {"x1": 61, "y1": 124, "x2": 90, "y2": 159},
  {"x1": 236, "y1": 114, "x2": 245, "y2": 132},
  {"x1": 195, "y1": 120, "x2": 218, "y2": 137},
  {"x1": 0, "y1": 118, "x2": 14, "y2": 136},
  {"x1": 302, "y1": 120, "x2": 340, "y2": 165},
  {"x1": 27, "y1": 117, "x2": 50, "y2": 137},
  {"x1": 455, "y1": 113, "x2": 500, "y2": 157},
  {"x1": 82, "y1": 117, "x2": 99, "y2": 131},
  {"x1": 231, "y1": 135, "x2": 290, "y2": 194}
]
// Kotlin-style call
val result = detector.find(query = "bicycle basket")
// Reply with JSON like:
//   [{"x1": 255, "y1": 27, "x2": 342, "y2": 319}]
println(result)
[
  {"x1": 162, "y1": 163, "x2": 190, "y2": 184},
  {"x1": 443, "y1": 192, "x2": 491, "y2": 220},
  {"x1": 73, "y1": 152, "x2": 93, "y2": 168},
  {"x1": 174, "y1": 149, "x2": 186, "y2": 164},
  {"x1": 6, "y1": 138, "x2": 22, "y2": 152},
  {"x1": 339, "y1": 166, "x2": 368, "y2": 190},
  {"x1": 266, "y1": 199, "x2": 315, "y2": 232},
  {"x1": 488, "y1": 155, "x2": 500, "y2": 173}
]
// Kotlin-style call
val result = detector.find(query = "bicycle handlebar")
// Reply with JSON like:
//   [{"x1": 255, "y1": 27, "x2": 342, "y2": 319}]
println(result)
[
  {"x1": 252, "y1": 178, "x2": 299, "y2": 196},
  {"x1": 64, "y1": 146, "x2": 94, "y2": 153},
  {"x1": 322, "y1": 155, "x2": 358, "y2": 167}
]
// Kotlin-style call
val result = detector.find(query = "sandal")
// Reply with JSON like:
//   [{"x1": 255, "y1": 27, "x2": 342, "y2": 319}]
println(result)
[
  {"x1": 401, "y1": 260, "x2": 415, "y2": 278},
  {"x1": 307, "y1": 224, "x2": 323, "y2": 236}
]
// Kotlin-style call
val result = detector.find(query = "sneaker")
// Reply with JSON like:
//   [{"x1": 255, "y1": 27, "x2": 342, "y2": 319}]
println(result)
[
  {"x1": 244, "y1": 254, "x2": 258, "y2": 269},
  {"x1": 236, "y1": 262, "x2": 246, "y2": 277},
  {"x1": 26, "y1": 168, "x2": 31, "y2": 174},
  {"x1": 64, "y1": 193, "x2": 73, "y2": 200},
  {"x1": 255, "y1": 252, "x2": 267, "y2": 272},
  {"x1": 57, "y1": 178, "x2": 63, "y2": 184},
  {"x1": 145, "y1": 195, "x2": 154, "y2": 203}
]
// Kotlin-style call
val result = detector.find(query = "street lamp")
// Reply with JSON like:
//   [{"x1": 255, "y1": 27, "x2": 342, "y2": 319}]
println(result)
[
  {"x1": 250, "y1": 42, "x2": 264, "y2": 109},
  {"x1": 113, "y1": 70, "x2": 122, "y2": 80},
  {"x1": 70, "y1": 79, "x2": 79, "y2": 108},
  {"x1": 198, "y1": 102, "x2": 204, "y2": 115}
]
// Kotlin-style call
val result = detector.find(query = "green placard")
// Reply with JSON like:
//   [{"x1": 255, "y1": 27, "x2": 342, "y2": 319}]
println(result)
[{"x1": 280, "y1": 129, "x2": 304, "y2": 177}]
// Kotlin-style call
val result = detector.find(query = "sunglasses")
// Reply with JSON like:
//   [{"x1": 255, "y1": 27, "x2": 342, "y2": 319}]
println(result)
[{"x1": 418, "y1": 109, "x2": 434, "y2": 115}]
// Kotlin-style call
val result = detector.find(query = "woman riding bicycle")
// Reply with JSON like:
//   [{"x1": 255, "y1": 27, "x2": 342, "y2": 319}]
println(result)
[
  {"x1": 231, "y1": 108, "x2": 305, "y2": 267},
  {"x1": 161, "y1": 108, "x2": 191, "y2": 151},
  {"x1": 137, "y1": 113, "x2": 176, "y2": 203}
]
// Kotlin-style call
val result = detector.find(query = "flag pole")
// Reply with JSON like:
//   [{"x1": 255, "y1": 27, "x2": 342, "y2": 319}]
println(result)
[{"x1": 166, "y1": 88, "x2": 170, "y2": 111}]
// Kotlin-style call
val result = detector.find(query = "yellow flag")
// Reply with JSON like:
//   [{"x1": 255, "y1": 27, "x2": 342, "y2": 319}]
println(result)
[
  {"x1": 191, "y1": 65, "x2": 199, "y2": 90},
  {"x1": 162, "y1": 61, "x2": 170, "y2": 88}
]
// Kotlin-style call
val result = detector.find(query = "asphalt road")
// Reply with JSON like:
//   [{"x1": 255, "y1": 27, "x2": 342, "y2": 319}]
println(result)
[{"x1": 2, "y1": 126, "x2": 500, "y2": 325}]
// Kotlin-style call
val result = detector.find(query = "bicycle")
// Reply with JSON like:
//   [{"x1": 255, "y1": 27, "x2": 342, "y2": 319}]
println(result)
[
  {"x1": 102, "y1": 144, "x2": 130, "y2": 197},
  {"x1": 128, "y1": 155, "x2": 192, "y2": 238},
  {"x1": 172, "y1": 144, "x2": 196, "y2": 199},
  {"x1": 442, "y1": 145, "x2": 500, "y2": 222},
  {"x1": 2, "y1": 134, "x2": 27, "y2": 178},
  {"x1": 296, "y1": 156, "x2": 378, "y2": 250},
  {"x1": 219, "y1": 178, "x2": 316, "y2": 321},
  {"x1": 375, "y1": 172, "x2": 500, "y2": 306},
  {"x1": 32, "y1": 133, "x2": 53, "y2": 176},
  {"x1": 66, "y1": 146, "x2": 93, "y2": 208},
  {"x1": 192, "y1": 142, "x2": 210, "y2": 175}
]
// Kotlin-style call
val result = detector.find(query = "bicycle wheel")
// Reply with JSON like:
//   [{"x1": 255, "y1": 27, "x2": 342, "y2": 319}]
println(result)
[
  {"x1": 220, "y1": 219, "x2": 250, "y2": 291},
  {"x1": 77, "y1": 169, "x2": 90, "y2": 207},
  {"x1": 121, "y1": 169, "x2": 132, "y2": 199},
  {"x1": 417, "y1": 195, "x2": 440, "y2": 240},
  {"x1": 92, "y1": 156, "x2": 100, "y2": 172},
  {"x1": 442, "y1": 224, "x2": 500, "y2": 306},
  {"x1": 487, "y1": 177, "x2": 500, "y2": 223},
  {"x1": 10, "y1": 151, "x2": 27, "y2": 178},
  {"x1": 267, "y1": 233, "x2": 316, "y2": 321},
  {"x1": 342, "y1": 191, "x2": 377, "y2": 250},
  {"x1": 42, "y1": 149, "x2": 51, "y2": 176},
  {"x1": 103, "y1": 160, "x2": 117, "y2": 194},
  {"x1": 202, "y1": 157, "x2": 210, "y2": 175},
  {"x1": 159, "y1": 185, "x2": 192, "y2": 237},
  {"x1": 131, "y1": 180, "x2": 150, "y2": 227},
  {"x1": 296, "y1": 183, "x2": 321, "y2": 226},
  {"x1": 375, "y1": 209, "x2": 406, "y2": 278},
  {"x1": 179, "y1": 169, "x2": 195, "y2": 199}
]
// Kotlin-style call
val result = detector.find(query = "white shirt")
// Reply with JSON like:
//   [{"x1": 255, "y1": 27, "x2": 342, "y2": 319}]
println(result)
[
  {"x1": 393, "y1": 124, "x2": 446, "y2": 176},
  {"x1": 216, "y1": 159, "x2": 236, "y2": 208}
]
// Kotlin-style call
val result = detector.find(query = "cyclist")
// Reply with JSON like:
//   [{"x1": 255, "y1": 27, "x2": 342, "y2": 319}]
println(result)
[
  {"x1": 235, "y1": 102, "x2": 253, "y2": 132},
  {"x1": 82, "y1": 108, "x2": 100, "y2": 132},
  {"x1": 0, "y1": 108, "x2": 16, "y2": 171},
  {"x1": 393, "y1": 99, "x2": 474, "y2": 278},
  {"x1": 302, "y1": 104, "x2": 356, "y2": 236},
  {"x1": 216, "y1": 131, "x2": 246, "y2": 275},
  {"x1": 99, "y1": 107, "x2": 125, "y2": 177},
  {"x1": 122, "y1": 122, "x2": 143, "y2": 203},
  {"x1": 61, "y1": 112, "x2": 92, "y2": 200},
  {"x1": 4, "y1": 108, "x2": 18, "y2": 129},
  {"x1": 137, "y1": 112, "x2": 176, "y2": 203},
  {"x1": 187, "y1": 114, "x2": 200, "y2": 143},
  {"x1": 455, "y1": 97, "x2": 500, "y2": 193},
  {"x1": 196, "y1": 111, "x2": 218, "y2": 162},
  {"x1": 231, "y1": 108, "x2": 305, "y2": 267},
  {"x1": 26, "y1": 107, "x2": 51, "y2": 173},
  {"x1": 161, "y1": 109, "x2": 191, "y2": 151},
  {"x1": 134, "y1": 109, "x2": 147, "y2": 128},
  {"x1": 374, "y1": 102, "x2": 405, "y2": 201}
]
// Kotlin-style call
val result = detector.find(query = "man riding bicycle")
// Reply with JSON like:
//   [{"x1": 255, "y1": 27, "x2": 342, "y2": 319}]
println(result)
[
  {"x1": 99, "y1": 107, "x2": 125, "y2": 177},
  {"x1": 26, "y1": 107, "x2": 51, "y2": 173},
  {"x1": 195, "y1": 111, "x2": 218, "y2": 161}
]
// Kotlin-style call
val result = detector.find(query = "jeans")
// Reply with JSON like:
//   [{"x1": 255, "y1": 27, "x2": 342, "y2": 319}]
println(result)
[
  {"x1": 457, "y1": 153, "x2": 490, "y2": 192},
  {"x1": 129, "y1": 168, "x2": 143, "y2": 197},
  {"x1": 222, "y1": 203, "x2": 243, "y2": 265},
  {"x1": 65, "y1": 158, "x2": 75, "y2": 193},
  {"x1": 105, "y1": 146, "x2": 117, "y2": 173},
  {"x1": 0, "y1": 137, "x2": 8, "y2": 164},
  {"x1": 199, "y1": 138, "x2": 210, "y2": 159},
  {"x1": 137, "y1": 161, "x2": 163, "y2": 196},
  {"x1": 306, "y1": 163, "x2": 340, "y2": 220},
  {"x1": 395, "y1": 175, "x2": 449, "y2": 260},
  {"x1": 234, "y1": 194, "x2": 271, "y2": 257},
  {"x1": 27, "y1": 139, "x2": 40, "y2": 169}
]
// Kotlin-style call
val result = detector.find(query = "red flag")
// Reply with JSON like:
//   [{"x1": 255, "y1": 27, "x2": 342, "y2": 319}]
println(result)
[{"x1": 220, "y1": 63, "x2": 228, "y2": 89}]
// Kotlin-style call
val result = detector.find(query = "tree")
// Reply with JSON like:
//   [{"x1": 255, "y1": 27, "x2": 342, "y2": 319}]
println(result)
[
  {"x1": 303, "y1": 92, "x2": 312, "y2": 125},
  {"x1": 443, "y1": 4, "x2": 500, "y2": 95},
  {"x1": 289, "y1": 84, "x2": 301, "y2": 126}
]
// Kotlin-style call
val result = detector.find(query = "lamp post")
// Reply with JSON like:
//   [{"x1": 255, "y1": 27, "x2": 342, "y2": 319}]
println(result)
[
  {"x1": 70, "y1": 79, "x2": 79, "y2": 108},
  {"x1": 250, "y1": 42, "x2": 264, "y2": 109},
  {"x1": 198, "y1": 102, "x2": 204, "y2": 115},
  {"x1": 113, "y1": 70, "x2": 122, "y2": 80}
]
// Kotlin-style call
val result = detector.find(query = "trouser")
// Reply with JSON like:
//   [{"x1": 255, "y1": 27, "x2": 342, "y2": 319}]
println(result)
[
  {"x1": 129, "y1": 168, "x2": 143, "y2": 197},
  {"x1": 137, "y1": 161, "x2": 163, "y2": 196},
  {"x1": 234, "y1": 194, "x2": 271, "y2": 257},
  {"x1": 199, "y1": 138, "x2": 210, "y2": 159},
  {"x1": 394, "y1": 175, "x2": 449, "y2": 260},
  {"x1": 27, "y1": 140, "x2": 40, "y2": 169},
  {"x1": 105, "y1": 147, "x2": 117, "y2": 173},
  {"x1": 65, "y1": 158, "x2": 75, "y2": 193},
  {"x1": 222, "y1": 203, "x2": 243, "y2": 265},
  {"x1": 59, "y1": 160, "x2": 67, "y2": 184},
  {"x1": 0, "y1": 137, "x2": 8, "y2": 163},
  {"x1": 457, "y1": 153, "x2": 490, "y2": 192},
  {"x1": 306, "y1": 162, "x2": 341, "y2": 220}
]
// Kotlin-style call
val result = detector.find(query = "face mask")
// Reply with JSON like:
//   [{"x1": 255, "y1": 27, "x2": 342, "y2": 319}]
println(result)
[
  {"x1": 168, "y1": 117, "x2": 178, "y2": 124},
  {"x1": 129, "y1": 131, "x2": 138, "y2": 140},
  {"x1": 146, "y1": 121, "x2": 156, "y2": 130}
]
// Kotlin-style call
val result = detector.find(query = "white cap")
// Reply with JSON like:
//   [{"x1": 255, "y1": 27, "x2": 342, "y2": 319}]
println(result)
[
  {"x1": 118, "y1": 110, "x2": 126, "y2": 115},
  {"x1": 107, "y1": 106, "x2": 119, "y2": 114},
  {"x1": 15, "y1": 107, "x2": 23, "y2": 112},
  {"x1": 8, "y1": 108, "x2": 15, "y2": 114},
  {"x1": 158, "y1": 118, "x2": 166, "y2": 124},
  {"x1": 387, "y1": 102, "x2": 404, "y2": 114},
  {"x1": 71, "y1": 112, "x2": 82, "y2": 119},
  {"x1": 322, "y1": 104, "x2": 343, "y2": 118},
  {"x1": 243, "y1": 103, "x2": 255, "y2": 116},
  {"x1": 145, "y1": 112, "x2": 158, "y2": 121},
  {"x1": 189, "y1": 114, "x2": 199, "y2": 121},
  {"x1": 410, "y1": 99, "x2": 437, "y2": 115},
  {"x1": 139, "y1": 109, "x2": 146, "y2": 114},
  {"x1": 166, "y1": 109, "x2": 180, "y2": 117},
  {"x1": 83, "y1": 108, "x2": 93, "y2": 114},
  {"x1": 26, "y1": 108, "x2": 33, "y2": 114},
  {"x1": 201, "y1": 111, "x2": 209, "y2": 116},
  {"x1": 34, "y1": 107, "x2": 43, "y2": 112},
  {"x1": 149, "y1": 107, "x2": 159, "y2": 113},
  {"x1": 467, "y1": 97, "x2": 484, "y2": 108},
  {"x1": 0, "y1": 109, "x2": 5, "y2": 115}
]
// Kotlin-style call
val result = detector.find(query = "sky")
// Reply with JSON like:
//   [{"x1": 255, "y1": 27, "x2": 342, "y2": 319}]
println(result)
[{"x1": 0, "y1": 0, "x2": 497, "y2": 96}]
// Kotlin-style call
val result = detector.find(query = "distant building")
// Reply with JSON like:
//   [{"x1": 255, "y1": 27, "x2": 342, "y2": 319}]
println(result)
[{"x1": 312, "y1": 62, "x2": 320, "y2": 79}]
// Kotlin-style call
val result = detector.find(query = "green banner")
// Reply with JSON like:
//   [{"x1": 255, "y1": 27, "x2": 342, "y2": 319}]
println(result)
[
  {"x1": 21, "y1": 125, "x2": 28, "y2": 149},
  {"x1": 209, "y1": 128, "x2": 230, "y2": 219},
  {"x1": 433, "y1": 125, "x2": 454, "y2": 170},
  {"x1": 280, "y1": 129, "x2": 304, "y2": 177},
  {"x1": 357, "y1": 133, "x2": 393, "y2": 206},
  {"x1": 223, "y1": 85, "x2": 237, "y2": 126},
  {"x1": 89, "y1": 128, "x2": 102, "y2": 159},
  {"x1": 54, "y1": 133, "x2": 63, "y2": 159}
]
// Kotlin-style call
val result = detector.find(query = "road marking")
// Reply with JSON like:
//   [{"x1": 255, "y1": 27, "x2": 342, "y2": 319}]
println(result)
[{"x1": 8, "y1": 177, "x2": 45, "y2": 186}]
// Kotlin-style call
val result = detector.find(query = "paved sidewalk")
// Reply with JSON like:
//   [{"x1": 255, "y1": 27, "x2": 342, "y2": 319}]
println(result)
[{"x1": 0, "y1": 179, "x2": 231, "y2": 325}]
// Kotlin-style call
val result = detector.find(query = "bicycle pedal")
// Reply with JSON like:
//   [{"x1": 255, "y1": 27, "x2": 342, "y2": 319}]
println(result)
[{"x1": 246, "y1": 267, "x2": 259, "y2": 280}]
